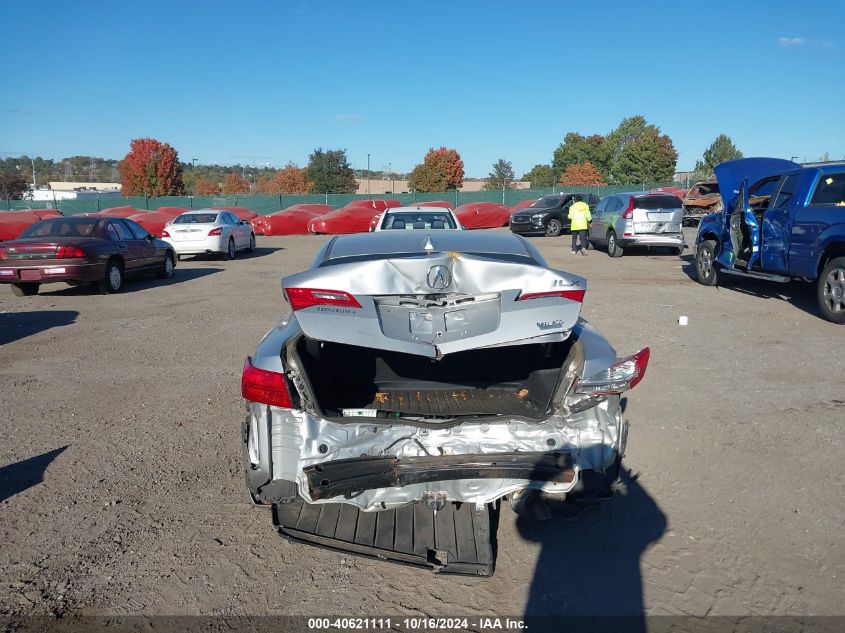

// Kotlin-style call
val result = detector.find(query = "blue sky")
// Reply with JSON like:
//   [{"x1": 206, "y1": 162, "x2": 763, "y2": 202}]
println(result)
[{"x1": 1, "y1": 0, "x2": 843, "y2": 177}]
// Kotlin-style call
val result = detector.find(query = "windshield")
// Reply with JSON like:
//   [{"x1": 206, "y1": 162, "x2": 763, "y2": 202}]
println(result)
[
  {"x1": 19, "y1": 218, "x2": 100, "y2": 238},
  {"x1": 173, "y1": 213, "x2": 218, "y2": 224},
  {"x1": 636, "y1": 194, "x2": 682, "y2": 209},
  {"x1": 529, "y1": 196, "x2": 561, "y2": 209},
  {"x1": 381, "y1": 212, "x2": 457, "y2": 230}
]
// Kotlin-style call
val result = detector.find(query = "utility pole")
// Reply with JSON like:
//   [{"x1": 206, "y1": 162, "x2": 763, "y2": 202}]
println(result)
[
  {"x1": 367, "y1": 153, "x2": 371, "y2": 197},
  {"x1": 31, "y1": 157, "x2": 36, "y2": 188},
  {"x1": 389, "y1": 162, "x2": 393, "y2": 194}
]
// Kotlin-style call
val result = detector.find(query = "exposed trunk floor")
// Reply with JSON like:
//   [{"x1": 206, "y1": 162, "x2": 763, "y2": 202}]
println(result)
[{"x1": 363, "y1": 387, "x2": 543, "y2": 417}]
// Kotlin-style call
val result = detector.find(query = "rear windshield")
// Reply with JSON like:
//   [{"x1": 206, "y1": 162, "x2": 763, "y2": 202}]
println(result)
[
  {"x1": 173, "y1": 213, "x2": 218, "y2": 224},
  {"x1": 810, "y1": 173, "x2": 845, "y2": 206},
  {"x1": 381, "y1": 212, "x2": 456, "y2": 230},
  {"x1": 636, "y1": 194, "x2": 682, "y2": 209},
  {"x1": 19, "y1": 218, "x2": 100, "y2": 238}
]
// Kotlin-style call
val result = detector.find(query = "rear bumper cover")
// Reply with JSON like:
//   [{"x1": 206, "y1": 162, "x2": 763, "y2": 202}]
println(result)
[{"x1": 0, "y1": 261, "x2": 104, "y2": 283}]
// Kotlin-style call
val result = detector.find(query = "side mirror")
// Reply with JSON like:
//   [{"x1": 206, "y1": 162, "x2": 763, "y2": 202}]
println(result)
[{"x1": 147, "y1": 233, "x2": 155, "y2": 240}]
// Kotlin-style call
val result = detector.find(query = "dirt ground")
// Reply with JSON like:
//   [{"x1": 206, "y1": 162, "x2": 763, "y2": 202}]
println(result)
[{"x1": 1, "y1": 228, "x2": 843, "y2": 622}]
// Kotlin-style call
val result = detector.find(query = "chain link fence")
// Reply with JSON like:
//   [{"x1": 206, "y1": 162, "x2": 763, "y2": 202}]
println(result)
[{"x1": 3, "y1": 183, "x2": 681, "y2": 216}]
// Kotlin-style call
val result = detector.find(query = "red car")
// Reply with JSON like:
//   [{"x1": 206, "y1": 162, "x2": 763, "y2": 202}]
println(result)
[{"x1": 0, "y1": 216, "x2": 176, "y2": 296}]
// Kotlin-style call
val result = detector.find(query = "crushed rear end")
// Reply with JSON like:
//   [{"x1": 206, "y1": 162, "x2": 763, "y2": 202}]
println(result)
[{"x1": 241, "y1": 233, "x2": 649, "y2": 572}]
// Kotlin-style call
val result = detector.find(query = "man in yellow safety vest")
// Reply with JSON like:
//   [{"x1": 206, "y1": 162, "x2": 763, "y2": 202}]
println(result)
[{"x1": 568, "y1": 196, "x2": 592, "y2": 255}]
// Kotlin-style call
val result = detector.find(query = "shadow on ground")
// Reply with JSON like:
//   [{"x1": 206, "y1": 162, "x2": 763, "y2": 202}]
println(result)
[
  {"x1": 38, "y1": 267, "x2": 222, "y2": 296},
  {"x1": 178, "y1": 246, "x2": 282, "y2": 262},
  {"x1": 679, "y1": 253, "x2": 820, "y2": 319},
  {"x1": 518, "y1": 468, "x2": 666, "y2": 632},
  {"x1": 0, "y1": 310, "x2": 78, "y2": 345},
  {"x1": 0, "y1": 447, "x2": 68, "y2": 503}
]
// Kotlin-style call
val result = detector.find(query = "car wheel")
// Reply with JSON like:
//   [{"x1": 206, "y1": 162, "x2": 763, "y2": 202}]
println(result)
[
  {"x1": 11, "y1": 282, "x2": 39, "y2": 297},
  {"x1": 223, "y1": 238, "x2": 236, "y2": 261},
  {"x1": 817, "y1": 256, "x2": 845, "y2": 324},
  {"x1": 98, "y1": 258, "x2": 124, "y2": 294},
  {"x1": 157, "y1": 252, "x2": 175, "y2": 279},
  {"x1": 545, "y1": 219, "x2": 562, "y2": 237},
  {"x1": 695, "y1": 240, "x2": 720, "y2": 286},
  {"x1": 247, "y1": 234, "x2": 256, "y2": 253},
  {"x1": 607, "y1": 230, "x2": 623, "y2": 258}
]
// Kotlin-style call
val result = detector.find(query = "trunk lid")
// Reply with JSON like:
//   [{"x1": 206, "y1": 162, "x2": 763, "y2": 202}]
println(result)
[
  {"x1": 168, "y1": 224, "x2": 215, "y2": 241},
  {"x1": 283, "y1": 250, "x2": 585, "y2": 358},
  {"x1": 631, "y1": 194, "x2": 684, "y2": 234},
  {"x1": 2, "y1": 241, "x2": 61, "y2": 260}
]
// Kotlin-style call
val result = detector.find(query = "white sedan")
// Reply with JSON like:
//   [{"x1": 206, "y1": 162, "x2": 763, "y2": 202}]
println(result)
[
  {"x1": 372, "y1": 206, "x2": 463, "y2": 231},
  {"x1": 161, "y1": 210, "x2": 255, "y2": 260}
]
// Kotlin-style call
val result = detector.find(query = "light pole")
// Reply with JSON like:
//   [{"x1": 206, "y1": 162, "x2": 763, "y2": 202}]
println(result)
[
  {"x1": 388, "y1": 162, "x2": 392, "y2": 194},
  {"x1": 367, "y1": 153, "x2": 371, "y2": 197}
]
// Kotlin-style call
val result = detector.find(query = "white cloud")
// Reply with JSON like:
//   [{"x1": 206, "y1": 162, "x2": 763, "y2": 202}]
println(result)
[
  {"x1": 334, "y1": 114, "x2": 366, "y2": 123},
  {"x1": 778, "y1": 36, "x2": 806, "y2": 47}
]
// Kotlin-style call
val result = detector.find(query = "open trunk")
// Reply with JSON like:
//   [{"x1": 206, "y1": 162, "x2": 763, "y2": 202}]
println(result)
[{"x1": 293, "y1": 336, "x2": 572, "y2": 420}]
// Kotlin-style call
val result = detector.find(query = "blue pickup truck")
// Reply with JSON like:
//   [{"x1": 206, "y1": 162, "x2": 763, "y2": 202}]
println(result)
[{"x1": 694, "y1": 157, "x2": 845, "y2": 323}]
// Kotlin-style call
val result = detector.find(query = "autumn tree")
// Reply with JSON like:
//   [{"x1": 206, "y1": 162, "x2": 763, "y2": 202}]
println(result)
[
  {"x1": 483, "y1": 159, "x2": 515, "y2": 190},
  {"x1": 193, "y1": 177, "x2": 220, "y2": 195},
  {"x1": 0, "y1": 170, "x2": 31, "y2": 199},
  {"x1": 223, "y1": 173, "x2": 251, "y2": 194},
  {"x1": 553, "y1": 133, "x2": 611, "y2": 180},
  {"x1": 559, "y1": 161, "x2": 606, "y2": 186},
  {"x1": 118, "y1": 138, "x2": 185, "y2": 196},
  {"x1": 408, "y1": 147, "x2": 465, "y2": 192},
  {"x1": 693, "y1": 134, "x2": 743, "y2": 177},
  {"x1": 258, "y1": 162, "x2": 314, "y2": 194},
  {"x1": 305, "y1": 149, "x2": 357, "y2": 194},
  {"x1": 605, "y1": 116, "x2": 678, "y2": 183}
]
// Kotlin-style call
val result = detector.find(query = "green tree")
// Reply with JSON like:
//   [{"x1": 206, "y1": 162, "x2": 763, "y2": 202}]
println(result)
[
  {"x1": 305, "y1": 148, "x2": 357, "y2": 194},
  {"x1": 483, "y1": 159, "x2": 515, "y2": 190},
  {"x1": 605, "y1": 116, "x2": 678, "y2": 183},
  {"x1": 522, "y1": 164, "x2": 555, "y2": 188},
  {"x1": 552, "y1": 133, "x2": 610, "y2": 180},
  {"x1": 693, "y1": 134, "x2": 743, "y2": 176},
  {"x1": 0, "y1": 170, "x2": 31, "y2": 199}
]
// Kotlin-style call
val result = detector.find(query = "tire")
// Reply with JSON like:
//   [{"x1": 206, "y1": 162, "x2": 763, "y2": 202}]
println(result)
[
  {"x1": 98, "y1": 258, "x2": 124, "y2": 294},
  {"x1": 607, "y1": 230, "x2": 623, "y2": 258},
  {"x1": 544, "y1": 219, "x2": 563, "y2": 238},
  {"x1": 157, "y1": 252, "x2": 175, "y2": 279},
  {"x1": 695, "y1": 240, "x2": 720, "y2": 286},
  {"x1": 223, "y1": 238, "x2": 236, "y2": 261},
  {"x1": 817, "y1": 256, "x2": 845, "y2": 324},
  {"x1": 247, "y1": 234, "x2": 256, "y2": 253},
  {"x1": 11, "y1": 282, "x2": 39, "y2": 297}
]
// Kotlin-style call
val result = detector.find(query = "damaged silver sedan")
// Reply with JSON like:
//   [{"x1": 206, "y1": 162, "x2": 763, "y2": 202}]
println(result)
[{"x1": 241, "y1": 230, "x2": 649, "y2": 574}]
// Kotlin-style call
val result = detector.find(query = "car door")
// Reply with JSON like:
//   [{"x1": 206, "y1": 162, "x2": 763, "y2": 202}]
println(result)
[
  {"x1": 222, "y1": 213, "x2": 242, "y2": 248},
  {"x1": 106, "y1": 220, "x2": 142, "y2": 272},
  {"x1": 716, "y1": 180, "x2": 749, "y2": 269},
  {"x1": 761, "y1": 174, "x2": 801, "y2": 273},
  {"x1": 589, "y1": 197, "x2": 609, "y2": 240},
  {"x1": 123, "y1": 218, "x2": 158, "y2": 268},
  {"x1": 231, "y1": 212, "x2": 250, "y2": 248}
]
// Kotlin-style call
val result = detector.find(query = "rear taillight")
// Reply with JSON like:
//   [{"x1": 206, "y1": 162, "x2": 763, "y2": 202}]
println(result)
[
  {"x1": 0, "y1": 247, "x2": 7, "y2": 260},
  {"x1": 208, "y1": 227, "x2": 223, "y2": 236},
  {"x1": 241, "y1": 356, "x2": 292, "y2": 408},
  {"x1": 573, "y1": 347, "x2": 650, "y2": 395},
  {"x1": 518, "y1": 289, "x2": 585, "y2": 303},
  {"x1": 621, "y1": 196, "x2": 635, "y2": 219},
  {"x1": 161, "y1": 229, "x2": 171, "y2": 238},
  {"x1": 285, "y1": 287, "x2": 362, "y2": 311},
  {"x1": 56, "y1": 245, "x2": 87, "y2": 258}
]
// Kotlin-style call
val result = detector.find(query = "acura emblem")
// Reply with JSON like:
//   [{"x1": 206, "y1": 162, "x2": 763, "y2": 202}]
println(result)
[{"x1": 426, "y1": 265, "x2": 451, "y2": 290}]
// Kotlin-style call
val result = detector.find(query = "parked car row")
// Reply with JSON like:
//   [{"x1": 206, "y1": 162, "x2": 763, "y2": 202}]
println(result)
[{"x1": 0, "y1": 208, "x2": 258, "y2": 296}]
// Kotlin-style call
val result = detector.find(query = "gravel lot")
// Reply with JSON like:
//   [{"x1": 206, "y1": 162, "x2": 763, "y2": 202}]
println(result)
[{"x1": 1, "y1": 227, "x2": 843, "y2": 621}]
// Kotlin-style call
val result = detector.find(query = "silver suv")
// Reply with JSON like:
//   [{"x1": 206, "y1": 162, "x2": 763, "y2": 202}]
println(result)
[{"x1": 588, "y1": 192, "x2": 685, "y2": 257}]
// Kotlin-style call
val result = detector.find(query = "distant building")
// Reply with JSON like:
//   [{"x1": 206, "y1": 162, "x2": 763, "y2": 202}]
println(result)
[
  {"x1": 26, "y1": 181, "x2": 123, "y2": 202},
  {"x1": 48, "y1": 181, "x2": 122, "y2": 193}
]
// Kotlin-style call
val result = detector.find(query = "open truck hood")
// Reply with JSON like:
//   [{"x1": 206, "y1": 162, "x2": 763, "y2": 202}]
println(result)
[
  {"x1": 714, "y1": 157, "x2": 800, "y2": 212},
  {"x1": 283, "y1": 250, "x2": 586, "y2": 358}
]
